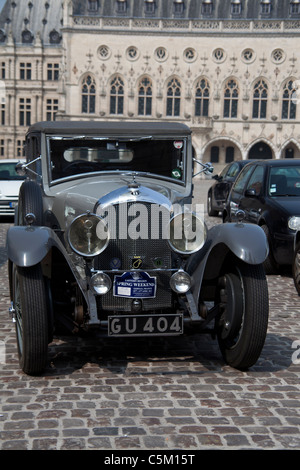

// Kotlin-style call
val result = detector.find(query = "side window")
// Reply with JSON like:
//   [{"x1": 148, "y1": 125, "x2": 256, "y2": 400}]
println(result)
[
  {"x1": 233, "y1": 165, "x2": 255, "y2": 194},
  {"x1": 26, "y1": 135, "x2": 42, "y2": 180},
  {"x1": 246, "y1": 165, "x2": 264, "y2": 195},
  {"x1": 226, "y1": 162, "x2": 239, "y2": 178}
]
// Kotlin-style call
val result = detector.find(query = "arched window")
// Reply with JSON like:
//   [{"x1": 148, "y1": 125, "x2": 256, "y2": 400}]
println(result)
[
  {"x1": 282, "y1": 79, "x2": 297, "y2": 119},
  {"x1": 110, "y1": 76, "x2": 124, "y2": 115},
  {"x1": 195, "y1": 78, "x2": 210, "y2": 117},
  {"x1": 224, "y1": 79, "x2": 239, "y2": 118},
  {"x1": 166, "y1": 78, "x2": 181, "y2": 116},
  {"x1": 81, "y1": 75, "x2": 96, "y2": 114},
  {"x1": 138, "y1": 77, "x2": 152, "y2": 116},
  {"x1": 252, "y1": 79, "x2": 268, "y2": 118}
]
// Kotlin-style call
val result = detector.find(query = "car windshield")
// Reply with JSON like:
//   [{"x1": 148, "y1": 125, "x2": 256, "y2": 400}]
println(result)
[
  {"x1": 268, "y1": 165, "x2": 300, "y2": 197},
  {"x1": 0, "y1": 163, "x2": 25, "y2": 181},
  {"x1": 48, "y1": 137, "x2": 186, "y2": 184}
]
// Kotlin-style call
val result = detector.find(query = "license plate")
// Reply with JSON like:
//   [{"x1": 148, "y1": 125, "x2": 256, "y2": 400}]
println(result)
[{"x1": 108, "y1": 314, "x2": 183, "y2": 337}]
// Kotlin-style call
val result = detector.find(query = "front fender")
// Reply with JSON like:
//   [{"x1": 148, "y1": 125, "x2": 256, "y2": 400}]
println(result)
[
  {"x1": 6, "y1": 225, "x2": 58, "y2": 267},
  {"x1": 207, "y1": 222, "x2": 269, "y2": 265},
  {"x1": 186, "y1": 222, "x2": 269, "y2": 304}
]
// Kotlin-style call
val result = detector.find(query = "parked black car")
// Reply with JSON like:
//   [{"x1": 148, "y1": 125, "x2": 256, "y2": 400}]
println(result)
[
  {"x1": 207, "y1": 160, "x2": 252, "y2": 216},
  {"x1": 223, "y1": 159, "x2": 300, "y2": 275}
]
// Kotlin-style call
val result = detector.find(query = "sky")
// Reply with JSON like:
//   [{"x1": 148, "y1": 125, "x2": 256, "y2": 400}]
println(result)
[{"x1": 0, "y1": 0, "x2": 5, "y2": 13}]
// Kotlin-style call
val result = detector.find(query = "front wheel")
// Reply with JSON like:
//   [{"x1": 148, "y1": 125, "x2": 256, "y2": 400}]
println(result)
[
  {"x1": 292, "y1": 241, "x2": 300, "y2": 295},
  {"x1": 13, "y1": 263, "x2": 49, "y2": 375},
  {"x1": 216, "y1": 261, "x2": 269, "y2": 370}
]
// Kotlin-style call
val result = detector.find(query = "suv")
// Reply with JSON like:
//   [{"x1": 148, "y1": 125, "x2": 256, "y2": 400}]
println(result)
[
  {"x1": 0, "y1": 159, "x2": 25, "y2": 216},
  {"x1": 7, "y1": 121, "x2": 269, "y2": 374}
]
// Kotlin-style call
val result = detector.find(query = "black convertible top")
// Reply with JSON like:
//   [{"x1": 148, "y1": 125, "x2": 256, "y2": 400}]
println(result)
[{"x1": 27, "y1": 121, "x2": 192, "y2": 137}]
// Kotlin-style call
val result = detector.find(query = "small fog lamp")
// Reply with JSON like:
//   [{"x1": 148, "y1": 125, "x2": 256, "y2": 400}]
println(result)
[
  {"x1": 90, "y1": 272, "x2": 112, "y2": 295},
  {"x1": 170, "y1": 270, "x2": 192, "y2": 294}
]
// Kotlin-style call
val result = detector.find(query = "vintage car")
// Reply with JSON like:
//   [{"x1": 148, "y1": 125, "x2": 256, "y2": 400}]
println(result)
[{"x1": 6, "y1": 121, "x2": 269, "y2": 375}]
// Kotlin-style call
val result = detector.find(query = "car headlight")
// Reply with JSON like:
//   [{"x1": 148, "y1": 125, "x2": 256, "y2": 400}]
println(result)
[
  {"x1": 68, "y1": 212, "x2": 109, "y2": 257},
  {"x1": 288, "y1": 216, "x2": 300, "y2": 231},
  {"x1": 168, "y1": 212, "x2": 207, "y2": 254}
]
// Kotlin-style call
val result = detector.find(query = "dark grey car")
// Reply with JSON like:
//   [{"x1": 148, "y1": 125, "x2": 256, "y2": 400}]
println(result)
[
  {"x1": 7, "y1": 121, "x2": 269, "y2": 374},
  {"x1": 207, "y1": 160, "x2": 252, "y2": 216}
]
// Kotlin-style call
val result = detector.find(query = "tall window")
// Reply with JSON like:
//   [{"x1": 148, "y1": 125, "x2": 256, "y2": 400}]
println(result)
[
  {"x1": 20, "y1": 63, "x2": 32, "y2": 80},
  {"x1": 231, "y1": 0, "x2": 241, "y2": 15},
  {"x1": 88, "y1": 0, "x2": 99, "y2": 12},
  {"x1": 1, "y1": 62, "x2": 5, "y2": 79},
  {"x1": 138, "y1": 77, "x2": 152, "y2": 116},
  {"x1": 46, "y1": 99, "x2": 59, "y2": 121},
  {"x1": 145, "y1": 0, "x2": 155, "y2": 14},
  {"x1": 252, "y1": 79, "x2": 268, "y2": 118},
  {"x1": 174, "y1": 0, "x2": 184, "y2": 15},
  {"x1": 17, "y1": 140, "x2": 26, "y2": 157},
  {"x1": 202, "y1": 1, "x2": 212, "y2": 15},
  {"x1": 282, "y1": 80, "x2": 297, "y2": 119},
  {"x1": 81, "y1": 75, "x2": 96, "y2": 114},
  {"x1": 110, "y1": 76, "x2": 124, "y2": 114},
  {"x1": 195, "y1": 78, "x2": 210, "y2": 117},
  {"x1": 261, "y1": 1, "x2": 271, "y2": 15},
  {"x1": 0, "y1": 139, "x2": 4, "y2": 157},
  {"x1": 47, "y1": 63, "x2": 59, "y2": 81},
  {"x1": 116, "y1": 0, "x2": 127, "y2": 13},
  {"x1": 1, "y1": 102, "x2": 5, "y2": 125},
  {"x1": 19, "y1": 98, "x2": 31, "y2": 126},
  {"x1": 290, "y1": 1, "x2": 300, "y2": 15},
  {"x1": 224, "y1": 79, "x2": 239, "y2": 118},
  {"x1": 166, "y1": 78, "x2": 181, "y2": 116}
]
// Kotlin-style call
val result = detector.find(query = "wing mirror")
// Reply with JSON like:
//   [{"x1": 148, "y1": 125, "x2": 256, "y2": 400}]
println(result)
[
  {"x1": 193, "y1": 159, "x2": 214, "y2": 178},
  {"x1": 15, "y1": 156, "x2": 41, "y2": 177}
]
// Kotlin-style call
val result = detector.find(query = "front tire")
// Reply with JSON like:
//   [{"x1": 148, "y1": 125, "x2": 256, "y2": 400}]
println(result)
[
  {"x1": 216, "y1": 261, "x2": 269, "y2": 370},
  {"x1": 207, "y1": 191, "x2": 218, "y2": 217},
  {"x1": 292, "y1": 241, "x2": 300, "y2": 295},
  {"x1": 13, "y1": 263, "x2": 49, "y2": 375}
]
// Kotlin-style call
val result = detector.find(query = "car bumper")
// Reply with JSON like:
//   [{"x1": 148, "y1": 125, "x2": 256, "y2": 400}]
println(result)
[{"x1": 272, "y1": 231, "x2": 296, "y2": 265}]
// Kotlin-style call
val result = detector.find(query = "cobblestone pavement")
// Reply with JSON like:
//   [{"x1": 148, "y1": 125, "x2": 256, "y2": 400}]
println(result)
[{"x1": 0, "y1": 179, "x2": 300, "y2": 451}]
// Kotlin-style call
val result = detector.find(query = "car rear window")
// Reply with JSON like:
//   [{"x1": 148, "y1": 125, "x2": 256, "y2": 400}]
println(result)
[
  {"x1": 0, "y1": 163, "x2": 25, "y2": 181},
  {"x1": 269, "y1": 166, "x2": 300, "y2": 196}
]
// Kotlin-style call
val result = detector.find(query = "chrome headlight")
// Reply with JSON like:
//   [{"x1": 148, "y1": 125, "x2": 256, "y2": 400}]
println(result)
[
  {"x1": 168, "y1": 212, "x2": 207, "y2": 254},
  {"x1": 288, "y1": 216, "x2": 300, "y2": 231},
  {"x1": 68, "y1": 212, "x2": 109, "y2": 257}
]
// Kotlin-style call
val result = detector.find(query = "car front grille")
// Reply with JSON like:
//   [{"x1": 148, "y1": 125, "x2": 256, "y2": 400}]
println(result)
[{"x1": 94, "y1": 201, "x2": 173, "y2": 313}]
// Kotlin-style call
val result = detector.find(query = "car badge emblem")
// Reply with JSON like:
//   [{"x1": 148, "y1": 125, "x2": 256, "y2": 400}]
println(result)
[
  {"x1": 153, "y1": 257, "x2": 163, "y2": 268},
  {"x1": 110, "y1": 258, "x2": 122, "y2": 270},
  {"x1": 132, "y1": 256, "x2": 143, "y2": 269}
]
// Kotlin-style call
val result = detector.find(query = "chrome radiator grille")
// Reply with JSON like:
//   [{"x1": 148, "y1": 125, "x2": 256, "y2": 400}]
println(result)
[{"x1": 94, "y1": 201, "x2": 173, "y2": 312}]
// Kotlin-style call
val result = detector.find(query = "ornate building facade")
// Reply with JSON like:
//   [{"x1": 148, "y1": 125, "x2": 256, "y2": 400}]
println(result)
[{"x1": 1, "y1": 0, "x2": 300, "y2": 168}]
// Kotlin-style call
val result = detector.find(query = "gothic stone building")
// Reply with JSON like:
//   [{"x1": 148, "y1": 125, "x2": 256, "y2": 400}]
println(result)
[{"x1": 1, "y1": 0, "x2": 300, "y2": 168}]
